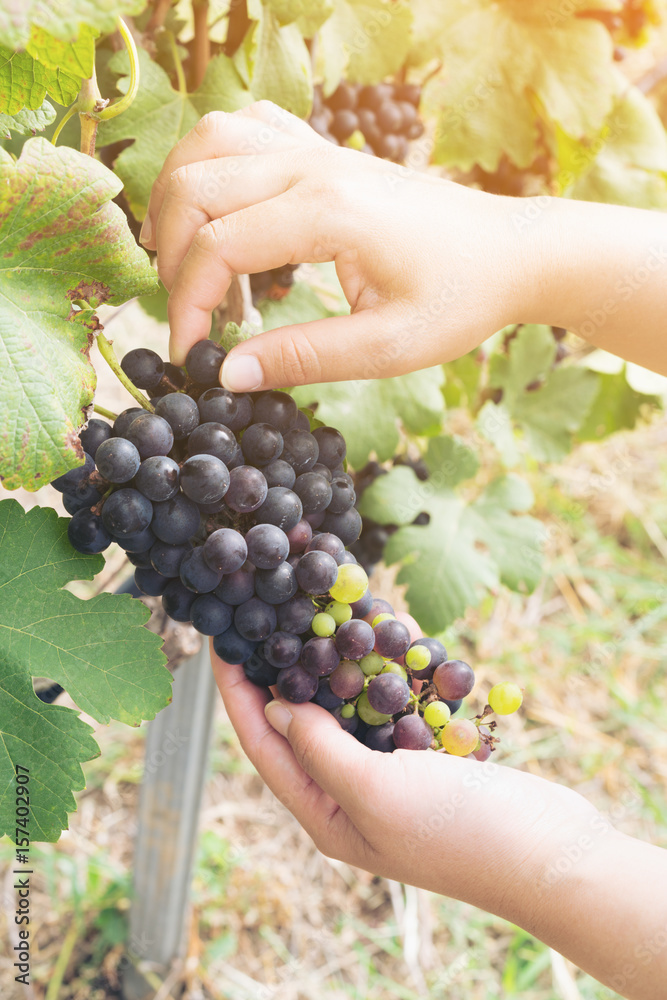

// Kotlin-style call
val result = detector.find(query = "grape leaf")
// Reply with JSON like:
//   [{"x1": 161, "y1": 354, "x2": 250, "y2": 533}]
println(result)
[
  {"x1": 0, "y1": 138, "x2": 158, "y2": 491},
  {"x1": 292, "y1": 367, "x2": 445, "y2": 468},
  {"x1": 0, "y1": 500, "x2": 171, "y2": 842},
  {"x1": 0, "y1": 99, "x2": 55, "y2": 137},
  {"x1": 577, "y1": 369, "x2": 659, "y2": 441},
  {"x1": 488, "y1": 326, "x2": 599, "y2": 461},
  {"x1": 98, "y1": 48, "x2": 253, "y2": 221},
  {"x1": 0, "y1": 27, "x2": 96, "y2": 114},
  {"x1": 420, "y1": 0, "x2": 616, "y2": 172},
  {"x1": 0, "y1": 0, "x2": 146, "y2": 49},
  {"x1": 263, "y1": 0, "x2": 334, "y2": 35},
  {"x1": 317, "y1": 0, "x2": 412, "y2": 95},
  {"x1": 259, "y1": 280, "x2": 336, "y2": 331},
  {"x1": 360, "y1": 445, "x2": 544, "y2": 632},
  {"x1": 248, "y1": 7, "x2": 313, "y2": 117}
]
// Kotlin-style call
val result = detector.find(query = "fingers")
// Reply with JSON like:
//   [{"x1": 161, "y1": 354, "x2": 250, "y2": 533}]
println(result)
[{"x1": 142, "y1": 102, "x2": 323, "y2": 248}]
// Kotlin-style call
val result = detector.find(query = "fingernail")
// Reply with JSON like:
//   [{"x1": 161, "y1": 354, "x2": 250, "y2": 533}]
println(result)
[
  {"x1": 220, "y1": 353, "x2": 263, "y2": 392},
  {"x1": 265, "y1": 699, "x2": 292, "y2": 737},
  {"x1": 139, "y1": 214, "x2": 152, "y2": 245}
]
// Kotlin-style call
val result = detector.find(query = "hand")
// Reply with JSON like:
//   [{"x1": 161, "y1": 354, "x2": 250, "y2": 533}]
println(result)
[{"x1": 142, "y1": 101, "x2": 525, "y2": 387}]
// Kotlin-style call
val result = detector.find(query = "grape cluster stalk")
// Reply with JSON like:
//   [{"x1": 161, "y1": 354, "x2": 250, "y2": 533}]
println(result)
[{"x1": 53, "y1": 341, "x2": 522, "y2": 755}]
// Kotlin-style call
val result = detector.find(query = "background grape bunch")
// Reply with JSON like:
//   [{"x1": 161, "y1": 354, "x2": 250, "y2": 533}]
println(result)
[{"x1": 52, "y1": 342, "x2": 521, "y2": 757}]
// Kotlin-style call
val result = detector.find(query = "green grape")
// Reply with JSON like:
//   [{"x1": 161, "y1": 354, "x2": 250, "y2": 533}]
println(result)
[
  {"x1": 381, "y1": 661, "x2": 408, "y2": 680},
  {"x1": 340, "y1": 703, "x2": 356, "y2": 719},
  {"x1": 423, "y1": 701, "x2": 451, "y2": 728},
  {"x1": 312, "y1": 612, "x2": 336, "y2": 637},
  {"x1": 488, "y1": 682, "x2": 523, "y2": 715},
  {"x1": 371, "y1": 612, "x2": 394, "y2": 627},
  {"x1": 405, "y1": 644, "x2": 430, "y2": 671},
  {"x1": 357, "y1": 691, "x2": 392, "y2": 726},
  {"x1": 345, "y1": 129, "x2": 367, "y2": 151},
  {"x1": 359, "y1": 651, "x2": 385, "y2": 676},
  {"x1": 440, "y1": 719, "x2": 479, "y2": 756},
  {"x1": 329, "y1": 563, "x2": 369, "y2": 603},
  {"x1": 325, "y1": 600, "x2": 353, "y2": 625}
]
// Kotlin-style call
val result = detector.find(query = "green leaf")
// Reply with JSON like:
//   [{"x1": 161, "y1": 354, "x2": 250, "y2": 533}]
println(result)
[
  {"x1": 26, "y1": 24, "x2": 96, "y2": 77},
  {"x1": 98, "y1": 48, "x2": 252, "y2": 221},
  {"x1": 0, "y1": 99, "x2": 55, "y2": 137},
  {"x1": 469, "y1": 476, "x2": 545, "y2": 592},
  {"x1": 249, "y1": 8, "x2": 312, "y2": 117},
  {"x1": 264, "y1": 0, "x2": 334, "y2": 35},
  {"x1": 442, "y1": 353, "x2": 483, "y2": 409},
  {"x1": 423, "y1": 434, "x2": 479, "y2": 488},
  {"x1": 0, "y1": 500, "x2": 171, "y2": 841},
  {"x1": 317, "y1": 0, "x2": 412, "y2": 95},
  {"x1": 258, "y1": 280, "x2": 336, "y2": 331},
  {"x1": 0, "y1": 26, "x2": 96, "y2": 113},
  {"x1": 292, "y1": 367, "x2": 445, "y2": 468},
  {"x1": 0, "y1": 138, "x2": 158, "y2": 490},
  {"x1": 0, "y1": 0, "x2": 147, "y2": 50},
  {"x1": 421, "y1": 0, "x2": 616, "y2": 172},
  {"x1": 577, "y1": 368, "x2": 659, "y2": 441}
]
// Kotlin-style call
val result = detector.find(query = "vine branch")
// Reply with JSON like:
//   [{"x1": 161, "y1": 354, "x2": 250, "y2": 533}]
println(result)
[
  {"x1": 167, "y1": 30, "x2": 188, "y2": 95},
  {"x1": 96, "y1": 332, "x2": 155, "y2": 412},
  {"x1": 191, "y1": 0, "x2": 211, "y2": 91}
]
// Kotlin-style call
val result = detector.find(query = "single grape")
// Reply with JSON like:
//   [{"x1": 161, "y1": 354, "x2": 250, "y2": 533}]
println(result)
[
  {"x1": 293, "y1": 472, "x2": 332, "y2": 514},
  {"x1": 263, "y1": 459, "x2": 297, "y2": 489},
  {"x1": 234, "y1": 597, "x2": 277, "y2": 641},
  {"x1": 363, "y1": 722, "x2": 396, "y2": 753},
  {"x1": 304, "y1": 512, "x2": 325, "y2": 530},
  {"x1": 350, "y1": 590, "x2": 373, "y2": 619},
  {"x1": 321, "y1": 508, "x2": 362, "y2": 545},
  {"x1": 135, "y1": 567, "x2": 170, "y2": 597},
  {"x1": 335, "y1": 619, "x2": 374, "y2": 660},
  {"x1": 254, "y1": 563, "x2": 297, "y2": 604},
  {"x1": 382, "y1": 661, "x2": 408, "y2": 680},
  {"x1": 51, "y1": 452, "x2": 95, "y2": 492},
  {"x1": 371, "y1": 613, "x2": 394, "y2": 627},
  {"x1": 202, "y1": 528, "x2": 247, "y2": 575},
  {"x1": 330, "y1": 563, "x2": 368, "y2": 603},
  {"x1": 325, "y1": 600, "x2": 353, "y2": 625},
  {"x1": 356, "y1": 690, "x2": 392, "y2": 726},
  {"x1": 472, "y1": 740, "x2": 492, "y2": 762},
  {"x1": 116, "y1": 526, "x2": 156, "y2": 553},
  {"x1": 151, "y1": 494, "x2": 200, "y2": 544},
  {"x1": 245, "y1": 523, "x2": 289, "y2": 570},
  {"x1": 185, "y1": 340, "x2": 227, "y2": 387},
  {"x1": 433, "y1": 660, "x2": 475, "y2": 701},
  {"x1": 281, "y1": 429, "x2": 319, "y2": 474},
  {"x1": 188, "y1": 422, "x2": 238, "y2": 464},
  {"x1": 423, "y1": 701, "x2": 452, "y2": 728},
  {"x1": 180, "y1": 547, "x2": 223, "y2": 593},
  {"x1": 440, "y1": 719, "x2": 479, "y2": 756},
  {"x1": 373, "y1": 618, "x2": 410, "y2": 659},
  {"x1": 252, "y1": 390, "x2": 298, "y2": 433},
  {"x1": 262, "y1": 631, "x2": 302, "y2": 668},
  {"x1": 253, "y1": 486, "x2": 303, "y2": 531},
  {"x1": 356, "y1": 107, "x2": 381, "y2": 145},
  {"x1": 312, "y1": 427, "x2": 346, "y2": 469},
  {"x1": 310, "y1": 463, "x2": 332, "y2": 482},
  {"x1": 112, "y1": 407, "x2": 143, "y2": 438},
  {"x1": 301, "y1": 636, "x2": 341, "y2": 677},
  {"x1": 367, "y1": 673, "x2": 410, "y2": 715},
  {"x1": 231, "y1": 394, "x2": 254, "y2": 431},
  {"x1": 373, "y1": 133, "x2": 402, "y2": 160},
  {"x1": 393, "y1": 715, "x2": 433, "y2": 751},
  {"x1": 364, "y1": 598, "x2": 394, "y2": 623},
  {"x1": 225, "y1": 465, "x2": 268, "y2": 513},
  {"x1": 150, "y1": 539, "x2": 192, "y2": 577},
  {"x1": 330, "y1": 108, "x2": 359, "y2": 140},
  {"x1": 327, "y1": 475, "x2": 356, "y2": 514},
  {"x1": 357, "y1": 82, "x2": 393, "y2": 110},
  {"x1": 180, "y1": 454, "x2": 230, "y2": 504},
  {"x1": 243, "y1": 653, "x2": 280, "y2": 688},
  {"x1": 162, "y1": 579, "x2": 197, "y2": 622},
  {"x1": 67, "y1": 508, "x2": 112, "y2": 553},
  {"x1": 79, "y1": 418, "x2": 112, "y2": 459},
  {"x1": 295, "y1": 550, "x2": 338, "y2": 595},
  {"x1": 359, "y1": 651, "x2": 384, "y2": 676},
  {"x1": 312, "y1": 612, "x2": 336, "y2": 637},
  {"x1": 286, "y1": 518, "x2": 313, "y2": 554},
  {"x1": 197, "y1": 387, "x2": 239, "y2": 427},
  {"x1": 329, "y1": 659, "x2": 364, "y2": 698},
  {"x1": 276, "y1": 593, "x2": 316, "y2": 634},
  {"x1": 102, "y1": 488, "x2": 152, "y2": 537},
  {"x1": 121, "y1": 348, "x2": 165, "y2": 389},
  {"x1": 376, "y1": 100, "x2": 403, "y2": 133},
  {"x1": 405, "y1": 636, "x2": 447, "y2": 680},
  {"x1": 488, "y1": 682, "x2": 523, "y2": 715},
  {"x1": 125, "y1": 412, "x2": 174, "y2": 459},
  {"x1": 62, "y1": 482, "x2": 103, "y2": 514},
  {"x1": 312, "y1": 679, "x2": 344, "y2": 711},
  {"x1": 127, "y1": 549, "x2": 153, "y2": 569},
  {"x1": 241, "y1": 423, "x2": 284, "y2": 466},
  {"x1": 306, "y1": 532, "x2": 346, "y2": 564},
  {"x1": 327, "y1": 81, "x2": 357, "y2": 111},
  {"x1": 215, "y1": 566, "x2": 256, "y2": 606},
  {"x1": 135, "y1": 455, "x2": 180, "y2": 501},
  {"x1": 212, "y1": 625, "x2": 258, "y2": 664},
  {"x1": 276, "y1": 664, "x2": 318, "y2": 704},
  {"x1": 155, "y1": 393, "x2": 200, "y2": 439}
]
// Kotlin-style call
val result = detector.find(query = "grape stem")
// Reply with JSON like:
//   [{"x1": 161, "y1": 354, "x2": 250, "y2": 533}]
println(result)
[
  {"x1": 96, "y1": 332, "x2": 155, "y2": 412},
  {"x1": 93, "y1": 403, "x2": 120, "y2": 421}
]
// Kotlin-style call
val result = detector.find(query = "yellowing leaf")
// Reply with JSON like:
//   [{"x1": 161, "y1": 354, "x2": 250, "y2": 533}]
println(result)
[{"x1": 317, "y1": 0, "x2": 412, "y2": 95}]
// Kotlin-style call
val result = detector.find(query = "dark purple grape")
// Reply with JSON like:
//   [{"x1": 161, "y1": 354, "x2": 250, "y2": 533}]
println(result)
[
  {"x1": 255, "y1": 563, "x2": 297, "y2": 604},
  {"x1": 394, "y1": 83, "x2": 421, "y2": 106},
  {"x1": 305, "y1": 532, "x2": 345, "y2": 564},
  {"x1": 252, "y1": 390, "x2": 298, "y2": 432},
  {"x1": 155, "y1": 393, "x2": 200, "y2": 439},
  {"x1": 79, "y1": 419, "x2": 112, "y2": 459},
  {"x1": 263, "y1": 631, "x2": 302, "y2": 668},
  {"x1": 327, "y1": 81, "x2": 357, "y2": 111},
  {"x1": 335, "y1": 619, "x2": 375, "y2": 660},
  {"x1": 180, "y1": 454, "x2": 230, "y2": 503},
  {"x1": 52, "y1": 452, "x2": 95, "y2": 492},
  {"x1": 150, "y1": 539, "x2": 192, "y2": 577},
  {"x1": 125, "y1": 412, "x2": 174, "y2": 459},
  {"x1": 295, "y1": 550, "x2": 338, "y2": 595},
  {"x1": 230, "y1": 394, "x2": 254, "y2": 431},
  {"x1": 276, "y1": 664, "x2": 318, "y2": 703},
  {"x1": 392, "y1": 714, "x2": 433, "y2": 750},
  {"x1": 212, "y1": 625, "x2": 257, "y2": 664},
  {"x1": 276, "y1": 593, "x2": 316, "y2": 634},
  {"x1": 135, "y1": 455, "x2": 180, "y2": 501},
  {"x1": 376, "y1": 101, "x2": 403, "y2": 133},
  {"x1": 190, "y1": 593, "x2": 234, "y2": 636},
  {"x1": 433, "y1": 660, "x2": 475, "y2": 701},
  {"x1": 95, "y1": 437, "x2": 140, "y2": 484},
  {"x1": 243, "y1": 652, "x2": 280, "y2": 688},
  {"x1": 367, "y1": 598, "x2": 394, "y2": 620},
  {"x1": 294, "y1": 472, "x2": 332, "y2": 514},
  {"x1": 235, "y1": 597, "x2": 277, "y2": 641},
  {"x1": 406, "y1": 120, "x2": 424, "y2": 140},
  {"x1": 203, "y1": 528, "x2": 248, "y2": 574},
  {"x1": 443, "y1": 698, "x2": 463, "y2": 715},
  {"x1": 356, "y1": 107, "x2": 381, "y2": 145},
  {"x1": 180, "y1": 547, "x2": 223, "y2": 593},
  {"x1": 197, "y1": 387, "x2": 239, "y2": 427},
  {"x1": 241, "y1": 423, "x2": 284, "y2": 466},
  {"x1": 301, "y1": 636, "x2": 340, "y2": 677},
  {"x1": 396, "y1": 100, "x2": 418, "y2": 132},
  {"x1": 312, "y1": 679, "x2": 344, "y2": 711},
  {"x1": 112, "y1": 407, "x2": 143, "y2": 438},
  {"x1": 331, "y1": 705, "x2": 359, "y2": 734},
  {"x1": 363, "y1": 722, "x2": 396, "y2": 753},
  {"x1": 294, "y1": 409, "x2": 310, "y2": 431},
  {"x1": 311, "y1": 427, "x2": 346, "y2": 469},
  {"x1": 62, "y1": 482, "x2": 103, "y2": 514},
  {"x1": 373, "y1": 619, "x2": 411, "y2": 659},
  {"x1": 304, "y1": 511, "x2": 325, "y2": 530},
  {"x1": 245, "y1": 523, "x2": 289, "y2": 570},
  {"x1": 327, "y1": 475, "x2": 356, "y2": 513},
  {"x1": 127, "y1": 549, "x2": 153, "y2": 568},
  {"x1": 374, "y1": 133, "x2": 401, "y2": 160},
  {"x1": 187, "y1": 422, "x2": 237, "y2": 464},
  {"x1": 225, "y1": 465, "x2": 268, "y2": 513},
  {"x1": 67, "y1": 508, "x2": 112, "y2": 553},
  {"x1": 339, "y1": 551, "x2": 357, "y2": 565},
  {"x1": 367, "y1": 673, "x2": 410, "y2": 715},
  {"x1": 162, "y1": 579, "x2": 197, "y2": 622},
  {"x1": 185, "y1": 340, "x2": 226, "y2": 387},
  {"x1": 281, "y1": 429, "x2": 318, "y2": 474},
  {"x1": 330, "y1": 108, "x2": 359, "y2": 140},
  {"x1": 253, "y1": 487, "x2": 303, "y2": 531},
  {"x1": 215, "y1": 566, "x2": 255, "y2": 605},
  {"x1": 310, "y1": 462, "x2": 332, "y2": 482},
  {"x1": 329, "y1": 660, "x2": 364, "y2": 699},
  {"x1": 116, "y1": 526, "x2": 155, "y2": 553},
  {"x1": 135, "y1": 567, "x2": 170, "y2": 597},
  {"x1": 152, "y1": 494, "x2": 200, "y2": 544},
  {"x1": 320, "y1": 508, "x2": 362, "y2": 545},
  {"x1": 350, "y1": 590, "x2": 374, "y2": 618},
  {"x1": 358, "y1": 83, "x2": 393, "y2": 110},
  {"x1": 286, "y1": 518, "x2": 312, "y2": 554},
  {"x1": 102, "y1": 488, "x2": 152, "y2": 537},
  {"x1": 121, "y1": 348, "x2": 164, "y2": 389},
  {"x1": 263, "y1": 459, "x2": 296, "y2": 489}
]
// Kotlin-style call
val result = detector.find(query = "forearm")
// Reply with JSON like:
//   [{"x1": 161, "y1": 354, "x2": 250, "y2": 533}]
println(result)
[{"x1": 514, "y1": 196, "x2": 667, "y2": 374}]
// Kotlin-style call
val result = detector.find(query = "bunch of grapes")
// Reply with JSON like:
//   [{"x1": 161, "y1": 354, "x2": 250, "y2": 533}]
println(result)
[
  {"x1": 52, "y1": 341, "x2": 521, "y2": 755},
  {"x1": 309, "y1": 81, "x2": 424, "y2": 163}
]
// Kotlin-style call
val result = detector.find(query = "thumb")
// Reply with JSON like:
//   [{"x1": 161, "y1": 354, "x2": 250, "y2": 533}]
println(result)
[
  {"x1": 264, "y1": 698, "x2": 375, "y2": 817},
  {"x1": 219, "y1": 307, "x2": 413, "y2": 391}
]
